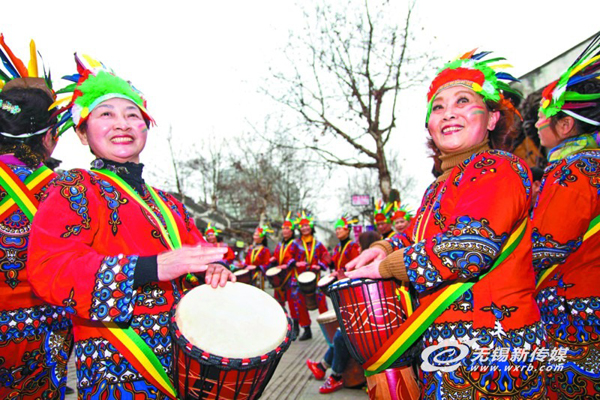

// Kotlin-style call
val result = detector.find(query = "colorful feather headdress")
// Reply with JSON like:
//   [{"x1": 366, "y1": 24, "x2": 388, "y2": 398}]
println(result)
[
  {"x1": 295, "y1": 211, "x2": 314, "y2": 228},
  {"x1": 282, "y1": 211, "x2": 296, "y2": 229},
  {"x1": 334, "y1": 214, "x2": 359, "y2": 229},
  {"x1": 373, "y1": 199, "x2": 393, "y2": 223},
  {"x1": 205, "y1": 223, "x2": 221, "y2": 237},
  {"x1": 391, "y1": 201, "x2": 413, "y2": 222},
  {"x1": 50, "y1": 53, "x2": 154, "y2": 137},
  {"x1": 0, "y1": 34, "x2": 58, "y2": 139},
  {"x1": 426, "y1": 49, "x2": 522, "y2": 123},
  {"x1": 256, "y1": 224, "x2": 274, "y2": 237},
  {"x1": 539, "y1": 34, "x2": 600, "y2": 127}
]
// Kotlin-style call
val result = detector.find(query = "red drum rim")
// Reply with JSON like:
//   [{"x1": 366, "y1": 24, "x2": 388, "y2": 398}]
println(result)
[{"x1": 170, "y1": 297, "x2": 293, "y2": 371}]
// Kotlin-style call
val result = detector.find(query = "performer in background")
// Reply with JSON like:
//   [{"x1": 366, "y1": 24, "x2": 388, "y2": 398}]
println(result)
[
  {"x1": 330, "y1": 214, "x2": 360, "y2": 273},
  {"x1": 27, "y1": 54, "x2": 233, "y2": 399},
  {"x1": 243, "y1": 225, "x2": 272, "y2": 288},
  {"x1": 293, "y1": 211, "x2": 332, "y2": 341},
  {"x1": 532, "y1": 35, "x2": 600, "y2": 399},
  {"x1": 204, "y1": 223, "x2": 235, "y2": 266},
  {"x1": 373, "y1": 199, "x2": 395, "y2": 239},
  {"x1": 389, "y1": 201, "x2": 414, "y2": 248},
  {"x1": 0, "y1": 36, "x2": 72, "y2": 400},
  {"x1": 268, "y1": 212, "x2": 299, "y2": 337},
  {"x1": 347, "y1": 50, "x2": 546, "y2": 399}
]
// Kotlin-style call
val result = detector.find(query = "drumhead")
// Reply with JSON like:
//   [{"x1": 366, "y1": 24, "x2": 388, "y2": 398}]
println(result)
[
  {"x1": 298, "y1": 271, "x2": 316, "y2": 283},
  {"x1": 266, "y1": 267, "x2": 282, "y2": 277},
  {"x1": 175, "y1": 283, "x2": 288, "y2": 359},
  {"x1": 317, "y1": 274, "x2": 336, "y2": 287},
  {"x1": 234, "y1": 269, "x2": 249, "y2": 277},
  {"x1": 316, "y1": 310, "x2": 338, "y2": 324}
]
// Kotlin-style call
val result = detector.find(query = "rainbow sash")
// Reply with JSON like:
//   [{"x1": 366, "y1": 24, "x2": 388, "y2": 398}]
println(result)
[
  {"x1": 363, "y1": 219, "x2": 528, "y2": 376},
  {"x1": 0, "y1": 162, "x2": 54, "y2": 221},
  {"x1": 536, "y1": 213, "x2": 600, "y2": 292},
  {"x1": 93, "y1": 169, "x2": 182, "y2": 399}
]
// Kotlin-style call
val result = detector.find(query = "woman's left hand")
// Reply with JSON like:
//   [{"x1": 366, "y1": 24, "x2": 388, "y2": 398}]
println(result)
[
  {"x1": 205, "y1": 263, "x2": 236, "y2": 288},
  {"x1": 345, "y1": 260, "x2": 383, "y2": 280}
]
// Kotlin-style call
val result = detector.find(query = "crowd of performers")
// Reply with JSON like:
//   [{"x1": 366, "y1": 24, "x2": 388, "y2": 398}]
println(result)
[{"x1": 0, "y1": 30, "x2": 599, "y2": 400}]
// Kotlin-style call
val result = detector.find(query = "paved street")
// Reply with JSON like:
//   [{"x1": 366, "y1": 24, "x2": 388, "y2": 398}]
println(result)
[{"x1": 65, "y1": 295, "x2": 368, "y2": 399}]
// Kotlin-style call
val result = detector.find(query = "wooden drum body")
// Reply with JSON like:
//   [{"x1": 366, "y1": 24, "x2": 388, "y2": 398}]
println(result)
[
  {"x1": 170, "y1": 283, "x2": 292, "y2": 399},
  {"x1": 297, "y1": 271, "x2": 318, "y2": 311}
]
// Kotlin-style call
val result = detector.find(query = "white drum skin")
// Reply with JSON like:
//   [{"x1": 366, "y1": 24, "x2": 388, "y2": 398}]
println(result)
[{"x1": 174, "y1": 283, "x2": 288, "y2": 359}]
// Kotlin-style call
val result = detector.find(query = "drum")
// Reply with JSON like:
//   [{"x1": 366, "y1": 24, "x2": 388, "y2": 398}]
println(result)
[
  {"x1": 234, "y1": 269, "x2": 251, "y2": 285},
  {"x1": 297, "y1": 271, "x2": 318, "y2": 311},
  {"x1": 317, "y1": 274, "x2": 337, "y2": 298},
  {"x1": 316, "y1": 310, "x2": 338, "y2": 348},
  {"x1": 266, "y1": 267, "x2": 286, "y2": 289},
  {"x1": 170, "y1": 283, "x2": 292, "y2": 399},
  {"x1": 328, "y1": 278, "x2": 419, "y2": 368},
  {"x1": 366, "y1": 366, "x2": 420, "y2": 400}
]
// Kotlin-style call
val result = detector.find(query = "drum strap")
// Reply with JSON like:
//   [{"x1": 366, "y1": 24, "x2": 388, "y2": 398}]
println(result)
[
  {"x1": 535, "y1": 212, "x2": 600, "y2": 293},
  {"x1": 274, "y1": 269, "x2": 295, "y2": 293},
  {"x1": 103, "y1": 322, "x2": 178, "y2": 399},
  {"x1": 92, "y1": 170, "x2": 185, "y2": 398},
  {"x1": 0, "y1": 162, "x2": 54, "y2": 221},
  {"x1": 363, "y1": 218, "x2": 528, "y2": 376}
]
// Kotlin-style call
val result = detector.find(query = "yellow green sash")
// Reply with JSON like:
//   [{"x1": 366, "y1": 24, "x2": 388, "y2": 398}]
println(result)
[
  {"x1": 363, "y1": 219, "x2": 528, "y2": 376},
  {"x1": 0, "y1": 163, "x2": 54, "y2": 221},
  {"x1": 536, "y1": 213, "x2": 600, "y2": 292},
  {"x1": 93, "y1": 169, "x2": 181, "y2": 399}
]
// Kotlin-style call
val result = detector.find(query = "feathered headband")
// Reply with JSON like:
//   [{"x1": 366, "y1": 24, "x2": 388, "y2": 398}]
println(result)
[
  {"x1": 205, "y1": 223, "x2": 221, "y2": 237},
  {"x1": 295, "y1": 211, "x2": 314, "y2": 228},
  {"x1": 282, "y1": 211, "x2": 296, "y2": 229},
  {"x1": 50, "y1": 53, "x2": 154, "y2": 137},
  {"x1": 373, "y1": 199, "x2": 393, "y2": 223},
  {"x1": 540, "y1": 34, "x2": 600, "y2": 127},
  {"x1": 0, "y1": 34, "x2": 57, "y2": 139},
  {"x1": 335, "y1": 214, "x2": 359, "y2": 229},
  {"x1": 391, "y1": 201, "x2": 413, "y2": 221},
  {"x1": 426, "y1": 49, "x2": 522, "y2": 123},
  {"x1": 256, "y1": 224, "x2": 274, "y2": 237}
]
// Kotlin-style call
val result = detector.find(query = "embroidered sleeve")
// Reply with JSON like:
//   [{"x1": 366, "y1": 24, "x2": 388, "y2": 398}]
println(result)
[
  {"x1": 27, "y1": 170, "x2": 138, "y2": 322},
  {"x1": 404, "y1": 154, "x2": 531, "y2": 293}
]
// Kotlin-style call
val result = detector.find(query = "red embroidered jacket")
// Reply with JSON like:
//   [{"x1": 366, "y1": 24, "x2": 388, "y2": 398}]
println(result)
[
  {"x1": 331, "y1": 239, "x2": 360, "y2": 271},
  {"x1": 244, "y1": 244, "x2": 271, "y2": 272},
  {"x1": 532, "y1": 150, "x2": 600, "y2": 333},
  {"x1": 27, "y1": 169, "x2": 203, "y2": 390}
]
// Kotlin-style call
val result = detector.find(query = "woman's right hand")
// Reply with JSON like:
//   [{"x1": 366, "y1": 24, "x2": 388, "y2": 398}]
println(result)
[
  {"x1": 345, "y1": 247, "x2": 387, "y2": 271},
  {"x1": 157, "y1": 244, "x2": 227, "y2": 281}
]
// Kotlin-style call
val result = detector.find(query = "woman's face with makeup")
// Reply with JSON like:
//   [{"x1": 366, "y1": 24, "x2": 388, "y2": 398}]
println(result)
[
  {"x1": 535, "y1": 111, "x2": 561, "y2": 149},
  {"x1": 427, "y1": 85, "x2": 500, "y2": 154},
  {"x1": 75, "y1": 97, "x2": 148, "y2": 163}
]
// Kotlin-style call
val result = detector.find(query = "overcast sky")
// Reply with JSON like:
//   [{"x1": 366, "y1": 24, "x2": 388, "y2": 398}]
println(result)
[{"x1": 4, "y1": 0, "x2": 599, "y2": 220}]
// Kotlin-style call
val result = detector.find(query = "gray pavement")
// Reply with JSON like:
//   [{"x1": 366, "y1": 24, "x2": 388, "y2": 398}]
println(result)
[{"x1": 65, "y1": 294, "x2": 368, "y2": 399}]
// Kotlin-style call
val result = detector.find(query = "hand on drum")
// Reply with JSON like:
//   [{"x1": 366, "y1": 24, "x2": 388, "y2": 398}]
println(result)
[
  {"x1": 345, "y1": 247, "x2": 386, "y2": 271},
  {"x1": 345, "y1": 259, "x2": 383, "y2": 280},
  {"x1": 278, "y1": 264, "x2": 287, "y2": 270},
  {"x1": 204, "y1": 263, "x2": 236, "y2": 288},
  {"x1": 296, "y1": 261, "x2": 307, "y2": 268},
  {"x1": 157, "y1": 244, "x2": 228, "y2": 282}
]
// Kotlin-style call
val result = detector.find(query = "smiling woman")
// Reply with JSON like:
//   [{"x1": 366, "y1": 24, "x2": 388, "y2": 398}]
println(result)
[
  {"x1": 346, "y1": 51, "x2": 546, "y2": 399},
  {"x1": 26, "y1": 54, "x2": 234, "y2": 399}
]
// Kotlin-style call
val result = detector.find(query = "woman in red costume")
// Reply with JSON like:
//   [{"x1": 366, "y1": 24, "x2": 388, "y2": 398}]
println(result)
[
  {"x1": 27, "y1": 54, "x2": 233, "y2": 399},
  {"x1": 0, "y1": 37, "x2": 72, "y2": 400},
  {"x1": 347, "y1": 50, "x2": 546, "y2": 399},
  {"x1": 389, "y1": 201, "x2": 414, "y2": 248},
  {"x1": 243, "y1": 225, "x2": 272, "y2": 288},
  {"x1": 292, "y1": 211, "x2": 332, "y2": 341},
  {"x1": 204, "y1": 223, "x2": 235, "y2": 265},
  {"x1": 268, "y1": 212, "x2": 299, "y2": 336},
  {"x1": 532, "y1": 35, "x2": 600, "y2": 398},
  {"x1": 330, "y1": 214, "x2": 360, "y2": 273}
]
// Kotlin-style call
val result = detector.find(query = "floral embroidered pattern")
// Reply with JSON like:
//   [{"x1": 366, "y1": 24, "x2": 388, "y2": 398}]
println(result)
[
  {"x1": 55, "y1": 170, "x2": 92, "y2": 238},
  {"x1": 136, "y1": 284, "x2": 167, "y2": 308},
  {"x1": 90, "y1": 255, "x2": 137, "y2": 322},
  {"x1": 89, "y1": 172, "x2": 128, "y2": 236},
  {"x1": 531, "y1": 228, "x2": 582, "y2": 272}
]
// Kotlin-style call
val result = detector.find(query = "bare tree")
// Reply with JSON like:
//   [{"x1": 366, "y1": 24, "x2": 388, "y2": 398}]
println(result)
[{"x1": 265, "y1": 0, "x2": 434, "y2": 201}]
